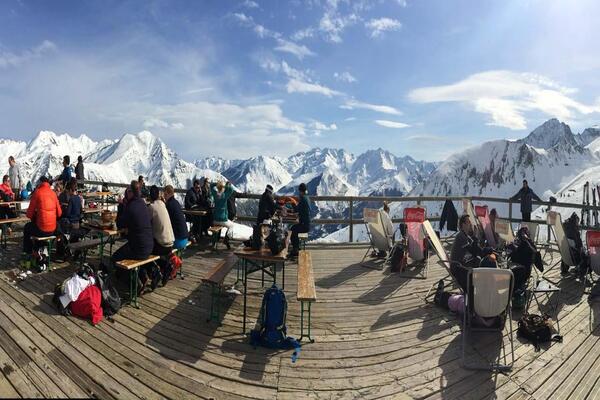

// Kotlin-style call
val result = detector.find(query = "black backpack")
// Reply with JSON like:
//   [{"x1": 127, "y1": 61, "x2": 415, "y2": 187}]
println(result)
[
  {"x1": 517, "y1": 314, "x2": 562, "y2": 351},
  {"x1": 389, "y1": 242, "x2": 406, "y2": 272},
  {"x1": 267, "y1": 224, "x2": 287, "y2": 255},
  {"x1": 96, "y1": 272, "x2": 121, "y2": 316}
]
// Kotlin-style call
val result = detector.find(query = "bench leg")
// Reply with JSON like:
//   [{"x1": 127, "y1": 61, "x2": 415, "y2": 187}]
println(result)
[
  {"x1": 1, "y1": 227, "x2": 6, "y2": 250},
  {"x1": 129, "y1": 268, "x2": 140, "y2": 308},
  {"x1": 207, "y1": 284, "x2": 222, "y2": 324},
  {"x1": 48, "y1": 239, "x2": 53, "y2": 270},
  {"x1": 177, "y1": 249, "x2": 185, "y2": 280},
  {"x1": 299, "y1": 301, "x2": 314, "y2": 343}
]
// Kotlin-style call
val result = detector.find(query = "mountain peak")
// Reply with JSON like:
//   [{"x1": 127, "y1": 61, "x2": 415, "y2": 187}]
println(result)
[{"x1": 521, "y1": 118, "x2": 576, "y2": 149}]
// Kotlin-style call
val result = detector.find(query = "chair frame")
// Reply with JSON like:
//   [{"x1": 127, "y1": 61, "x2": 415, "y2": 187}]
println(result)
[
  {"x1": 462, "y1": 268, "x2": 515, "y2": 371},
  {"x1": 361, "y1": 208, "x2": 393, "y2": 269},
  {"x1": 397, "y1": 207, "x2": 428, "y2": 279}
]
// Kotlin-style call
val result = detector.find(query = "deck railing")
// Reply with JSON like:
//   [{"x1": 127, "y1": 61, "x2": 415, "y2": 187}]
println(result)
[{"x1": 81, "y1": 179, "x2": 595, "y2": 242}]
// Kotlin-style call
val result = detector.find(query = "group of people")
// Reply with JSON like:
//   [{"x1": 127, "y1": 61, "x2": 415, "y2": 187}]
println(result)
[
  {"x1": 109, "y1": 180, "x2": 190, "y2": 292},
  {"x1": 256, "y1": 182, "x2": 311, "y2": 257}
]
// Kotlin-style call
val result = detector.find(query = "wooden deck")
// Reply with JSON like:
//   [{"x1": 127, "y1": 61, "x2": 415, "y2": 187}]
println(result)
[{"x1": 0, "y1": 235, "x2": 598, "y2": 399}]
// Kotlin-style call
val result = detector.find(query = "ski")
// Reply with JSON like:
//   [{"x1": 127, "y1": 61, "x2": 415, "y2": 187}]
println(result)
[
  {"x1": 593, "y1": 186, "x2": 598, "y2": 227},
  {"x1": 582, "y1": 182, "x2": 588, "y2": 226}
]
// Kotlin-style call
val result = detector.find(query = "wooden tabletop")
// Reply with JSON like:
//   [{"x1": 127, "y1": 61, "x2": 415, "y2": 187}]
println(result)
[
  {"x1": 82, "y1": 208, "x2": 103, "y2": 214},
  {"x1": 83, "y1": 222, "x2": 121, "y2": 236},
  {"x1": 0, "y1": 200, "x2": 25, "y2": 207},
  {"x1": 82, "y1": 191, "x2": 114, "y2": 198},
  {"x1": 234, "y1": 243, "x2": 289, "y2": 262}
]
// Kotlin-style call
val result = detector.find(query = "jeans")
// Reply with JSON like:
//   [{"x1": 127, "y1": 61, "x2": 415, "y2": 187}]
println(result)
[{"x1": 290, "y1": 223, "x2": 309, "y2": 251}]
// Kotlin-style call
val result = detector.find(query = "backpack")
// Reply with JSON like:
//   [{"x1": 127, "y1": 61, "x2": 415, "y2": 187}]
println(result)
[
  {"x1": 517, "y1": 314, "x2": 562, "y2": 351},
  {"x1": 31, "y1": 247, "x2": 49, "y2": 273},
  {"x1": 95, "y1": 271, "x2": 121, "y2": 316},
  {"x1": 168, "y1": 254, "x2": 182, "y2": 280},
  {"x1": 245, "y1": 224, "x2": 263, "y2": 250},
  {"x1": 266, "y1": 224, "x2": 287, "y2": 255},
  {"x1": 52, "y1": 279, "x2": 71, "y2": 316},
  {"x1": 389, "y1": 242, "x2": 406, "y2": 273},
  {"x1": 250, "y1": 285, "x2": 299, "y2": 351}
]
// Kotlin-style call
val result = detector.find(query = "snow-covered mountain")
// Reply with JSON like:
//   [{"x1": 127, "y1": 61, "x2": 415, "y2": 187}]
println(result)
[{"x1": 1, "y1": 130, "x2": 226, "y2": 190}]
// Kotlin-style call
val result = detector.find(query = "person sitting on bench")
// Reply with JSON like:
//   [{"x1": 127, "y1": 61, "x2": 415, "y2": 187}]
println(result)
[
  {"x1": 23, "y1": 176, "x2": 62, "y2": 254},
  {"x1": 211, "y1": 180, "x2": 234, "y2": 249},
  {"x1": 164, "y1": 185, "x2": 189, "y2": 250},
  {"x1": 148, "y1": 185, "x2": 174, "y2": 287},
  {"x1": 111, "y1": 181, "x2": 153, "y2": 291},
  {"x1": 289, "y1": 183, "x2": 311, "y2": 258},
  {"x1": 0, "y1": 175, "x2": 17, "y2": 233}
]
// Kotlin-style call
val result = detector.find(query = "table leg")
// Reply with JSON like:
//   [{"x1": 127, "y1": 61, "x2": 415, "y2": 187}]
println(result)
[
  {"x1": 282, "y1": 261, "x2": 285, "y2": 290},
  {"x1": 272, "y1": 261, "x2": 276, "y2": 286},
  {"x1": 243, "y1": 259, "x2": 248, "y2": 334}
]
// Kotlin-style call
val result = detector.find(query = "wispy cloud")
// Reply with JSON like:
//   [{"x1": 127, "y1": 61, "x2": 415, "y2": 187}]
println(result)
[
  {"x1": 319, "y1": 12, "x2": 359, "y2": 43},
  {"x1": 334, "y1": 71, "x2": 357, "y2": 83},
  {"x1": 0, "y1": 40, "x2": 57, "y2": 68},
  {"x1": 143, "y1": 117, "x2": 185, "y2": 130},
  {"x1": 287, "y1": 79, "x2": 342, "y2": 97},
  {"x1": 408, "y1": 70, "x2": 600, "y2": 130},
  {"x1": 341, "y1": 99, "x2": 402, "y2": 115},
  {"x1": 375, "y1": 119, "x2": 410, "y2": 128},
  {"x1": 365, "y1": 18, "x2": 402, "y2": 38},
  {"x1": 274, "y1": 39, "x2": 315, "y2": 59},
  {"x1": 232, "y1": 13, "x2": 315, "y2": 59},
  {"x1": 291, "y1": 27, "x2": 315, "y2": 41},
  {"x1": 241, "y1": 0, "x2": 259, "y2": 8},
  {"x1": 182, "y1": 87, "x2": 213, "y2": 95}
]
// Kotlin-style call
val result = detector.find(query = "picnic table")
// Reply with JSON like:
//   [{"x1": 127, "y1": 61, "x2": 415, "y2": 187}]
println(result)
[
  {"x1": 82, "y1": 191, "x2": 116, "y2": 208},
  {"x1": 0, "y1": 200, "x2": 26, "y2": 207},
  {"x1": 183, "y1": 209, "x2": 208, "y2": 217},
  {"x1": 234, "y1": 234, "x2": 290, "y2": 334},
  {"x1": 82, "y1": 221, "x2": 123, "y2": 261}
]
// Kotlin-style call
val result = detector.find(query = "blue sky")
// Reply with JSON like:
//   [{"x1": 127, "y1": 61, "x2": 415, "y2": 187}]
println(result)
[{"x1": 1, "y1": 0, "x2": 600, "y2": 161}]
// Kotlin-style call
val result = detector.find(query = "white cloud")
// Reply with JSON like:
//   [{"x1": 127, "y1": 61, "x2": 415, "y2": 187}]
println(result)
[
  {"x1": 341, "y1": 99, "x2": 402, "y2": 115},
  {"x1": 345, "y1": 117, "x2": 357, "y2": 121},
  {"x1": 334, "y1": 71, "x2": 357, "y2": 83},
  {"x1": 242, "y1": 0, "x2": 259, "y2": 8},
  {"x1": 365, "y1": 18, "x2": 402, "y2": 38},
  {"x1": 182, "y1": 87, "x2": 213, "y2": 95},
  {"x1": 292, "y1": 27, "x2": 316, "y2": 41},
  {"x1": 274, "y1": 39, "x2": 316, "y2": 59},
  {"x1": 286, "y1": 79, "x2": 342, "y2": 97},
  {"x1": 375, "y1": 119, "x2": 410, "y2": 128},
  {"x1": 395, "y1": 0, "x2": 407, "y2": 7},
  {"x1": 408, "y1": 70, "x2": 600, "y2": 130},
  {"x1": 143, "y1": 118, "x2": 185, "y2": 130},
  {"x1": 311, "y1": 121, "x2": 337, "y2": 130},
  {"x1": 0, "y1": 40, "x2": 57, "y2": 68}
]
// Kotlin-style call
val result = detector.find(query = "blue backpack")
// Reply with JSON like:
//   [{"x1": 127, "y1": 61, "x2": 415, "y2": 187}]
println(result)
[{"x1": 251, "y1": 285, "x2": 300, "y2": 356}]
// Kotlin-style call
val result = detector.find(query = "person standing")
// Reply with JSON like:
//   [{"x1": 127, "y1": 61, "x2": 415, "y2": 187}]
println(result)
[
  {"x1": 211, "y1": 181, "x2": 234, "y2": 249},
  {"x1": 200, "y1": 177, "x2": 214, "y2": 236},
  {"x1": 138, "y1": 175, "x2": 149, "y2": 198},
  {"x1": 56, "y1": 155, "x2": 73, "y2": 186},
  {"x1": 184, "y1": 179, "x2": 203, "y2": 241},
  {"x1": 289, "y1": 183, "x2": 311, "y2": 257},
  {"x1": 256, "y1": 184, "x2": 278, "y2": 224},
  {"x1": 75, "y1": 156, "x2": 85, "y2": 189},
  {"x1": 8, "y1": 156, "x2": 22, "y2": 200},
  {"x1": 510, "y1": 179, "x2": 541, "y2": 222}
]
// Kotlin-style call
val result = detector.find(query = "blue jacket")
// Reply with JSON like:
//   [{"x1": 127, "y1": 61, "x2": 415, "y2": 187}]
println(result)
[
  {"x1": 57, "y1": 166, "x2": 72, "y2": 184},
  {"x1": 117, "y1": 196, "x2": 153, "y2": 258},
  {"x1": 211, "y1": 183, "x2": 233, "y2": 222},
  {"x1": 296, "y1": 194, "x2": 311, "y2": 227},
  {"x1": 166, "y1": 196, "x2": 189, "y2": 240},
  {"x1": 65, "y1": 195, "x2": 82, "y2": 223}
]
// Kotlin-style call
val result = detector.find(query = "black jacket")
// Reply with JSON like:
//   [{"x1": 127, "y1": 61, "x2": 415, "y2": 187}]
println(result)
[
  {"x1": 117, "y1": 197, "x2": 153, "y2": 258},
  {"x1": 439, "y1": 200, "x2": 458, "y2": 231},
  {"x1": 257, "y1": 191, "x2": 277, "y2": 224},
  {"x1": 184, "y1": 188, "x2": 202, "y2": 210},
  {"x1": 510, "y1": 187, "x2": 541, "y2": 213},
  {"x1": 227, "y1": 191, "x2": 237, "y2": 220},
  {"x1": 166, "y1": 196, "x2": 189, "y2": 240},
  {"x1": 75, "y1": 161, "x2": 84, "y2": 180}
]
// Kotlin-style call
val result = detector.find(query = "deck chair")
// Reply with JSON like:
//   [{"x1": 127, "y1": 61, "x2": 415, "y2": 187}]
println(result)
[
  {"x1": 398, "y1": 207, "x2": 428, "y2": 279},
  {"x1": 475, "y1": 205, "x2": 497, "y2": 248},
  {"x1": 361, "y1": 208, "x2": 393, "y2": 269},
  {"x1": 548, "y1": 211, "x2": 576, "y2": 275},
  {"x1": 463, "y1": 199, "x2": 484, "y2": 239},
  {"x1": 462, "y1": 268, "x2": 515, "y2": 371},
  {"x1": 520, "y1": 221, "x2": 540, "y2": 245},
  {"x1": 495, "y1": 219, "x2": 515, "y2": 246},
  {"x1": 423, "y1": 220, "x2": 465, "y2": 300}
]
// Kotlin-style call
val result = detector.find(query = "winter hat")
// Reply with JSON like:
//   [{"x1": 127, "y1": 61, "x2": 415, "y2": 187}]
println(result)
[{"x1": 265, "y1": 184, "x2": 273, "y2": 193}]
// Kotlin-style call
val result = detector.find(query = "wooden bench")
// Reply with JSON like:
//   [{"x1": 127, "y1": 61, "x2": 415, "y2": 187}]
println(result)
[
  {"x1": 201, "y1": 254, "x2": 238, "y2": 323},
  {"x1": 298, "y1": 232, "x2": 309, "y2": 250},
  {"x1": 115, "y1": 255, "x2": 160, "y2": 308},
  {"x1": 208, "y1": 226, "x2": 227, "y2": 250},
  {"x1": 0, "y1": 216, "x2": 29, "y2": 248},
  {"x1": 67, "y1": 238, "x2": 104, "y2": 267},
  {"x1": 30, "y1": 235, "x2": 57, "y2": 270},
  {"x1": 297, "y1": 250, "x2": 317, "y2": 343}
]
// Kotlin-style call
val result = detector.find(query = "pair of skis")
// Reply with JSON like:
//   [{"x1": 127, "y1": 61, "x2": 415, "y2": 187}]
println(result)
[{"x1": 581, "y1": 182, "x2": 600, "y2": 227}]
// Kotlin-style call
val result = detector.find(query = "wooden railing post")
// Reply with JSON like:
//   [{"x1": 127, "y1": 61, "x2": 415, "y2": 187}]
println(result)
[
  {"x1": 508, "y1": 200, "x2": 513, "y2": 225},
  {"x1": 349, "y1": 199, "x2": 354, "y2": 243}
]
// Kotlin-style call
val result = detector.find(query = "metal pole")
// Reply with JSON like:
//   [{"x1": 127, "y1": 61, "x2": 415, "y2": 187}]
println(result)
[{"x1": 349, "y1": 199, "x2": 354, "y2": 242}]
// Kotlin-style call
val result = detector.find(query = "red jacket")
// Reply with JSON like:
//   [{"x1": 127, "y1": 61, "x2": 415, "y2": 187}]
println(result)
[
  {"x1": 0, "y1": 183, "x2": 14, "y2": 201},
  {"x1": 26, "y1": 182, "x2": 62, "y2": 232}
]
